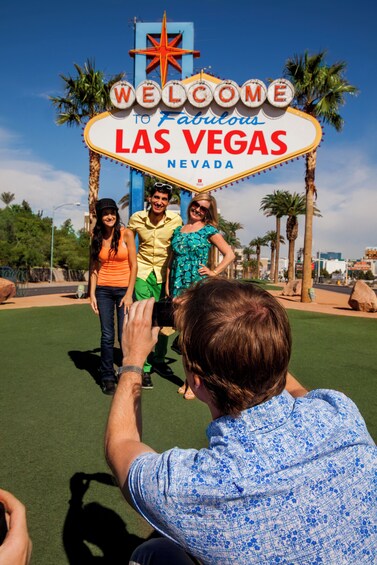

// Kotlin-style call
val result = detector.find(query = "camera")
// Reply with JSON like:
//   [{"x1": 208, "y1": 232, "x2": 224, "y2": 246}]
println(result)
[
  {"x1": 0, "y1": 502, "x2": 7, "y2": 545},
  {"x1": 152, "y1": 298, "x2": 175, "y2": 327}
]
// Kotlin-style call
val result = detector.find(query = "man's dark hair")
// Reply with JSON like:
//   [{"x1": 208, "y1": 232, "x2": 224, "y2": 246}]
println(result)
[
  {"x1": 149, "y1": 182, "x2": 172, "y2": 199},
  {"x1": 174, "y1": 278, "x2": 292, "y2": 416}
]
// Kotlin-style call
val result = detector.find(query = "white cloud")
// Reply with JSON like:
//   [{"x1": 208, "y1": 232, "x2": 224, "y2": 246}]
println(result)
[
  {"x1": 215, "y1": 146, "x2": 376, "y2": 260},
  {"x1": 0, "y1": 127, "x2": 86, "y2": 230}
]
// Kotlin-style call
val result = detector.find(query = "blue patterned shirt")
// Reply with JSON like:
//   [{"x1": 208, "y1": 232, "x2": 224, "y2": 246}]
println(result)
[{"x1": 128, "y1": 390, "x2": 377, "y2": 564}]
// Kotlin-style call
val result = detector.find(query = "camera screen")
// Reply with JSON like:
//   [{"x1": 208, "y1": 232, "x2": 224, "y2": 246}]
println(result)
[{"x1": 0, "y1": 502, "x2": 8, "y2": 545}]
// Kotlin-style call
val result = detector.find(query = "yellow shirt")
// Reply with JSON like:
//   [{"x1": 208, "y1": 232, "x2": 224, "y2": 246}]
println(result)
[{"x1": 128, "y1": 210, "x2": 182, "y2": 283}]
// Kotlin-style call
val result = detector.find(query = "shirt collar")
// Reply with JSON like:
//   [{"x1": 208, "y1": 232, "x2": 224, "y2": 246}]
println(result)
[
  {"x1": 207, "y1": 390, "x2": 295, "y2": 440},
  {"x1": 146, "y1": 210, "x2": 175, "y2": 227}
]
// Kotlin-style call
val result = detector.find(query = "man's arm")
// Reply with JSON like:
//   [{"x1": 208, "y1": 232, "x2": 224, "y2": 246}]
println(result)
[{"x1": 105, "y1": 299, "x2": 160, "y2": 497}]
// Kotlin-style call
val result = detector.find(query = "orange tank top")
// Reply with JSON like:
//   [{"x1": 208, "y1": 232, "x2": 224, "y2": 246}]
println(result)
[{"x1": 97, "y1": 228, "x2": 131, "y2": 287}]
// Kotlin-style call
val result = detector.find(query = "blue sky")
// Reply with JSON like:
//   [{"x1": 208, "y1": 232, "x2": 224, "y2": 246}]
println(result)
[{"x1": 0, "y1": 0, "x2": 376, "y2": 259}]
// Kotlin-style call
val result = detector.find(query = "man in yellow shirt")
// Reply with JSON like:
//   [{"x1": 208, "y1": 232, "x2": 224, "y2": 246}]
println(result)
[{"x1": 128, "y1": 182, "x2": 182, "y2": 388}]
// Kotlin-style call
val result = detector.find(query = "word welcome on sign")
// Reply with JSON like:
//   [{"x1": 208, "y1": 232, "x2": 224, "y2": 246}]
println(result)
[
  {"x1": 109, "y1": 78, "x2": 295, "y2": 110},
  {"x1": 85, "y1": 73, "x2": 322, "y2": 193}
]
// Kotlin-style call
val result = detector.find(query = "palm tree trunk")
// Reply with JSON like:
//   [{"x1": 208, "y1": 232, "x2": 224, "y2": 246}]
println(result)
[
  {"x1": 256, "y1": 249, "x2": 261, "y2": 279},
  {"x1": 301, "y1": 149, "x2": 317, "y2": 302},
  {"x1": 274, "y1": 218, "x2": 281, "y2": 284},
  {"x1": 88, "y1": 149, "x2": 102, "y2": 233},
  {"x1": 287, "y1": 217, "x2": 298, "y2": 282},
  {"x1": 288, "y1": 239, "x2": 296, "y2": 281},
  {"x1": 270, "y1": 247, "x2": 275, "y2": 281}
]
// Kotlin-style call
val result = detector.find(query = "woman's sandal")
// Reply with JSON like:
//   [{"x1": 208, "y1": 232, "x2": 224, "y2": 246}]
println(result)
[
  {"x1": 183, "y1": 387, "x2": 195, "y2": 400},
  {"x1": 178, "y1": 384, "x2": 187, "y2": 395}
]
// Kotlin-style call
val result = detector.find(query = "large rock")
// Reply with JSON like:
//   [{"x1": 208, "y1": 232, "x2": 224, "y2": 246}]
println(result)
[
  {"x1": 282, "y1": 279, "x2": 302, "y2": 296},
  {"x1": 348, "y1": 280, "x2": 377, "y2": 312},
  {"x1": 0, "y1": 277, "x2": 16, "y2": 303}
]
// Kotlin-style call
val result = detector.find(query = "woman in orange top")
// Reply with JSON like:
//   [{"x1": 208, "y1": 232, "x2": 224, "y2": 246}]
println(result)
[{"x1": 90, "y1": 198, "x2": 137, "y2": 395}]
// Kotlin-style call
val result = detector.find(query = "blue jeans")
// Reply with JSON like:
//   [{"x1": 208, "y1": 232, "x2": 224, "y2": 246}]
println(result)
[{"x1": 95, "y1": 286, "x2": 127, "y2": 382}]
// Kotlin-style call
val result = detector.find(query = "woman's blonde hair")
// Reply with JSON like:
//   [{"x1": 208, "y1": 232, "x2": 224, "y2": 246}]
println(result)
[
  {"x1": 187, "y1": 193, "x2": 219, "y2": 269},
  {"x1": 188, "y1": 193, "x2": 219, "y2": 228}
]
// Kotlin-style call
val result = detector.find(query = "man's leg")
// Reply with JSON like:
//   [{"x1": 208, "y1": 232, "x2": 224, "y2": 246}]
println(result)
[
  {"x1": 141, "y1": 273, "x2": 172, "y2": 376},
  {"x1": 134, "y1": 273, "x2": 169, "y2": 368},
  {"x1": 130, "y1": 538, "x2": 198, "y2": 565},
  {"x1": 133, "y1": 277, "x2": 155, "y2": 385}
]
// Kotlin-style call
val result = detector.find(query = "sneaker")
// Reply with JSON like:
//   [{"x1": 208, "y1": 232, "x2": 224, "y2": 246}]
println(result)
[
  {"x1": 142, "y1": 373, "x2": 154, "y2": 389},
  {"x1": 152, "y1": 361, "x2": 174, "y2": 378},
  {"x1": 101, "y1": 380, "x2": 117, "y2": 396}
]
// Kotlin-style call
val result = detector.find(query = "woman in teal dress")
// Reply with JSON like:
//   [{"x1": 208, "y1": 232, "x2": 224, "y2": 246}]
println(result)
[{"x1": 166, "y1": 193, "x2": 235, "y2": 398}]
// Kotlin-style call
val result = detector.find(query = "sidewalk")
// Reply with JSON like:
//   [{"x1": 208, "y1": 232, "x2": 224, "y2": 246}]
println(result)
[
  {"x1": 269, "y1": 287, "x2": 377, "y2": 319},
  {"x1": 0, "y1": 283, "x2": 90, "y2": 310},
  {"x1": 1, "y1": 284, "x2": 377, "y2": 319}
]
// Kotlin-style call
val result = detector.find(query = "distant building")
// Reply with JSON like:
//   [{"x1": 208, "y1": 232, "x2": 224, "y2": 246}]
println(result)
[
  {"x1": 324, "y1": 259, "x2": 347, "y2": 275},
  {"x1": 317, "y1": 251, "x2": 343, "y2": 261},
  {"x1": 365, "y1": 247, "x2": 377, "y2": 260}
]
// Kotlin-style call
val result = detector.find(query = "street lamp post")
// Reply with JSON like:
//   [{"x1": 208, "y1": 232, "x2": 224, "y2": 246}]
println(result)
[{"x1": 50, "y1": 202, "x2": 81, "y2": 283}]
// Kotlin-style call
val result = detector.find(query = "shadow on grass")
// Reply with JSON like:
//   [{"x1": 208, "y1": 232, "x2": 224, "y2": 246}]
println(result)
[
  {"x1": 63, "y1": 472, "x2": 146, "y2": 563},
  {"x1": 68, "y1": 348, "x2": 101, "y2": 385},
  {"x1": 68, "y1": 347, "x2": 184, "y2": 389},
  {"x1": 149, "y1": 355, "x2": 184, "y2": 387}
]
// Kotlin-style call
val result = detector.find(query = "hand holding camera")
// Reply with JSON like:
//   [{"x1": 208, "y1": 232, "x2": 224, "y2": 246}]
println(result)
[
  {"x1": 0, "y1": 489, "x2": 32, "y2": 564},
  {"x1": 122, "y1": 298, "x2": 161, "y2": 368}
]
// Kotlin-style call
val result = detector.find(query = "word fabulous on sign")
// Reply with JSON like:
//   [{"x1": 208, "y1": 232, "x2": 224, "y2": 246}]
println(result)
[{"x1": 85, "y1": 73, "x2": 322, "y2": 194}]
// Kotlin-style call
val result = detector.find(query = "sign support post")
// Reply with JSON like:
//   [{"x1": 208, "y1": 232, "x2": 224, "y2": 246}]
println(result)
[{"x1": 129, "y1": 16, "x2": 197, "y2": 221}]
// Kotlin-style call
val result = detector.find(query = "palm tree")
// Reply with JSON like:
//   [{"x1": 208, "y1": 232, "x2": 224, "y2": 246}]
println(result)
[
  {"x1": 249, "y1": 236, "x2": 269, "y2": 279},
  {"x1": 50, "y1": 59, "x2": 124, "y2": 232},
  {"x1": 264, "y1": 230, "x2": 285, "y2": 281},
  {"x1": 282, "y1": 193, "x2": 306, "y2": 282},
  {"x1": 1, "y1": 192, "x2": 15, "y2": 207},
  {"x1": 284, "y1": 51, "x2": 358, "y2": 302},
  {"x1": 242, "y1": 246, "x2": 255, "y2": 279},
  {"x1": 219, "y1": 217, "x2": 243, "y2": 278},
  {"x1": 260, "y1": 190, "x2": 288, "y2": 283},
  {"x1": 242, "y1": 258, "x2": 258, "y2": 279},
  {"x1": 280, "y1": 192, "x2": 321, "y2": 281}
]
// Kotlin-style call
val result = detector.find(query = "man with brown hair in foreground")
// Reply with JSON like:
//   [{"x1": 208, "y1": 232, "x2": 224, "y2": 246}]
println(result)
[{"x1": 105, "y1": 278, "x2": 377, "y2": 564}]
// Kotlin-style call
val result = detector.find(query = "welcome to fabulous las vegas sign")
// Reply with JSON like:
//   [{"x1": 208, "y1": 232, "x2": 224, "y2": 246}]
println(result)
[{"x1": 84, "y1": 37, "x2": 322, "y2": 194}]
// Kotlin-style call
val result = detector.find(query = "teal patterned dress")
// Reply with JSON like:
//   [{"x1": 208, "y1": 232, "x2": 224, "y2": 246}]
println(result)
[{"x1": 170, "y1": 224, "x2": 218, "y2": 297}]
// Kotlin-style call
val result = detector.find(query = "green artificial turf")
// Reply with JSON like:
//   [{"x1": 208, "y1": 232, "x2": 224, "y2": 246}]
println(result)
[
  {"x1": 287, "y1": 310, "x2": 377, "y2": 439},
  {"x1": 0, "y1": 303, "x2": 376, "y2": 564}
]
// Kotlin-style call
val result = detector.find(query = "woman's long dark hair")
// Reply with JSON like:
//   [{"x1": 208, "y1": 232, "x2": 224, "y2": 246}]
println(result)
[{"x1": 91, "y1": 208, "x2": 122, "y2": 262}]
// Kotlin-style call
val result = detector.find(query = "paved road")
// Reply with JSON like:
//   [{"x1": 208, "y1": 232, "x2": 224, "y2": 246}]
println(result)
[
  {"x1": 23, "y1": 284, "x2": 85, "y2": 297},
  {"x1": 313, "y1": 283, "x2": 352, "y2": 295},
  {"x1": 21, "y1": 281, "x2": 376, "y2": 298},
  {"x1": 314, "y1": 283, "x2": 377, "y2": 296}
]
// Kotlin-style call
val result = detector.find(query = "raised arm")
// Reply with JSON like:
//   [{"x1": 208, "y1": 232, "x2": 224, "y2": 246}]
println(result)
[{"x1": 105, "y1": 299, "x2": 159, "y2": 495}]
